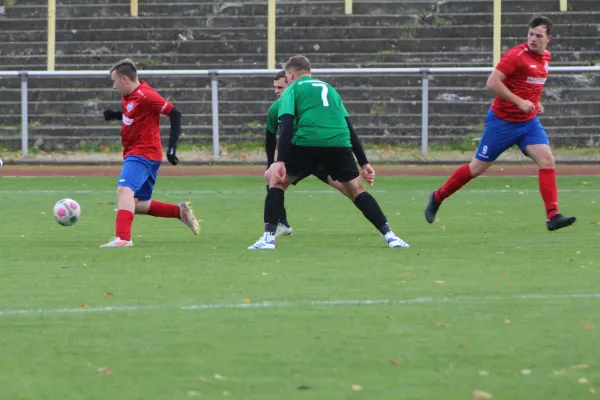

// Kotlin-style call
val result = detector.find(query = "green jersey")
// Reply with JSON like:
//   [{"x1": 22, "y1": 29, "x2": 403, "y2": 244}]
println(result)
[
  {"x1": 266, "y1": 98, "x2": 298, "y2": 135},
  {"x1": 277, "y1": 76, "x2": 351, "y2": 147},
  {"x1": 266, "y1": 99, "x2": 280, "y2": 134}
]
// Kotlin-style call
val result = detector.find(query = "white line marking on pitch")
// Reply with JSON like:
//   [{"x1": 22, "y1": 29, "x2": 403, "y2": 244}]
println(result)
[
  {"x1": 0, "y1": 189, "x2": 598, "y2": 195},
  {"x1": 1, "y1": 293, "x2": 599, "y2": 318}
]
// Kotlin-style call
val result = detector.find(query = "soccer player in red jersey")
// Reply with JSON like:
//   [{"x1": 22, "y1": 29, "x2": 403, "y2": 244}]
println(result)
[
  {"x1": 100, "y1": 59, "x2": 200, "y2": 247},
  {"x1": 425, "y1": 16, "x2": 576, "y2": 232}
]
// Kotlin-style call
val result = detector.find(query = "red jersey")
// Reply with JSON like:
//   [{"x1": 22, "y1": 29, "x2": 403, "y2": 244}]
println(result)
[
  {"x1": 491, "y1": 43, "x2": 551, "y2": 122},
  {"x1": 120, "y1": 81, "x2": 174, "y2": 161}
]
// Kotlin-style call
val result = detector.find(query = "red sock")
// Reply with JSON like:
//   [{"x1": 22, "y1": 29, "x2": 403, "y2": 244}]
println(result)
[
  {"x1": 148, "y1": 201, "x2": 180, "y2": 219},
  {"x1": 539, "y1": 168, "x2": 558, "y2": 219},
  {"x1": 116, "y1": 209, "x2": 134, "y2": 241},
  {"x1": 434, "y1": 164, "x2": 474, "y2": 201}
]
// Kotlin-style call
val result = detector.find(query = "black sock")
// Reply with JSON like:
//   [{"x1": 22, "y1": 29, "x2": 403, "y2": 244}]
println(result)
[
  {"x1": 354, "y1": 192, "x2": 390, "y2": 235},
  {"x1": 266, "y1": 185, "x2": 290, "y2": 227},
  {"x1": 279, "y1": 205, "x2": 290, "y2": 227},
  {"x1": 264, "y1": 187, "x2": 285, "y2": 233}
]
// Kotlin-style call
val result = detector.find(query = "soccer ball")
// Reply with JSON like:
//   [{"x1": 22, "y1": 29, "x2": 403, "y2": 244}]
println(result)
[{"x1": 53, "y1": 198, "x2": 81, "y2": 226}]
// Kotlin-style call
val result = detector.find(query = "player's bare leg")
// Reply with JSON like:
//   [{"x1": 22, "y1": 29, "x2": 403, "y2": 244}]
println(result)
[
  {"x1": 264, "y1": 169, "x2": 293, "y2": 237},
  {"x1": 425, "y1": 158, "x2": 491, "y2": 223},
  {"x1": 135, "y1": 199, "x2": 200, "y2": 235},
  {"x1": 342, "y1": 177, "x2": 409, "y2": 248},
  {"x1": 100, "y1": 186, "x2": 136, "y2": 247},
  {"x1": 326, "y1": 176, "x2": 352, "y2": 199},
  {"x1": 525, "y1": 144, "x2": 576, "y2": 231}
]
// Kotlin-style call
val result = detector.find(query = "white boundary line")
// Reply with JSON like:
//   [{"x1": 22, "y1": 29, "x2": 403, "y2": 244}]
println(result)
[
  {"x1": 0, "y1": 189, "x2": 599, "y2": 195},
  {"x1": 1, "y1": 293, "x2": 599, "y2": 318}
]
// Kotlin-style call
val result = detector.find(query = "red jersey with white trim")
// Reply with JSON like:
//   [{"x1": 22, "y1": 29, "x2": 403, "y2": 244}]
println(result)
[
  {"x1": 491, "y1": 43, "x2": 551, "y2": 122},
  {"x1": 120, "y1": 81, "x2": 174, "y2": 161}
]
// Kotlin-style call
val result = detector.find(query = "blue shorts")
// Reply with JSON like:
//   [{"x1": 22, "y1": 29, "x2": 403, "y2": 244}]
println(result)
[
  {"x1": 117, "y1": 156, "x2": 162, "y2": 201},
  {"x1": 475, "y1": 109, "x2": 549, "y2": 162}
]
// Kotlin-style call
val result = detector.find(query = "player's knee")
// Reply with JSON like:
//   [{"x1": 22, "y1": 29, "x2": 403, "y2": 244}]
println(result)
[
  {"x1": 117, "y1": 185, "x2": 134, "y2": 198},
  {"x1": 537, "y1": 154, "x2": 555, "y2": 168},
  {"x1": 469, "y1": 159, "x2": 490, "y2": 177}
]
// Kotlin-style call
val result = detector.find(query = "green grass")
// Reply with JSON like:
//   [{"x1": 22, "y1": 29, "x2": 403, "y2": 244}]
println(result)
[{"x1": 1, "y1": 175, "x2": 599, "y2": 399}]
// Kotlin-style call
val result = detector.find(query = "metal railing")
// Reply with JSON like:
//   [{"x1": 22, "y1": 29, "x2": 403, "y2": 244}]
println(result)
[{"x1": 1, "y1": 66, "x2": 598, "y2": 160}]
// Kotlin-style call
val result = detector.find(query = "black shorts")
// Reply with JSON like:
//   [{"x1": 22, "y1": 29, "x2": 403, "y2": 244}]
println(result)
[
  {"x1": 293, "y1": 164, "x2": 330, "y2": 185},
  {"x1": 286, "y1": 145, "x2": 359, "y2": 184}
]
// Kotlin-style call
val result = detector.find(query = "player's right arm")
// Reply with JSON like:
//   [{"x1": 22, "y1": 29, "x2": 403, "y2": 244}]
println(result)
[{"x1": 486, "y1": 51, "x2": 535, "y2": 113}]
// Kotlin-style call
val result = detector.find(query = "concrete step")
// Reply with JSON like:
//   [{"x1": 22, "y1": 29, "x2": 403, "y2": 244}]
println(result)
[
  {"x1": 2, "y1": 86, "x2": 599, "y2": 103},
  {"x1": 2, "y1": 24, "x2": 599, "y2": 43},
  {"x1": 5, "y1": 113, "x2": 598, "y2": 128},
  {"x1": 5, "y1": 0, "x2": 600, "y2": 18},
  {"x1": 2, "y1": 49, "x2": 599, "y2": 71},
  {"x1": 5, "y1": 12, "x2": 599, "y2": 32},
  {"x1": 1, "y1": 73, "x2": 598, "y2": 91},
  {"x1": 2, "y1": 132, "x2": 598, "y2": 151},
  {"x1": 3, "y1": 37, "x2": 597, "y2": 58},
  {"x1": 1, "y1": 101, "x2": 598, "y2": 120}
]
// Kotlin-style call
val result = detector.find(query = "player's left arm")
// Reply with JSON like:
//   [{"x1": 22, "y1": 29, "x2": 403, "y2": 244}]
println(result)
[{"x1": 144, "y1": 90, "x2": 182, "y2": 165}]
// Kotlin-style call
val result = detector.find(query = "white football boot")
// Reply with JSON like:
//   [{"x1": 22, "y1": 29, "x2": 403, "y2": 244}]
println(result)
[
  {"x1": 100, "y1": 237, "x2": 134, "y2": 248},
  {"x1": 385, "y1": 232, "x2": 410, "y2": 248},
  {"x1": 179, "y1": 201, "x2": 200, "y2": 235},
  {"x1": 247, "y1": 233, "x2": 276, "y2": 250}
]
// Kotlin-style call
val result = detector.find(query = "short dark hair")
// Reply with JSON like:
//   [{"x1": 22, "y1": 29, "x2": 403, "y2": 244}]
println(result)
[
  {"x1": 274, "y1": 70, "x2": 286, "y2": 81},
  {"x1": 283, "y1": 55, "x2": 311, "y2": 74},
  {"x1": 529, "y1": 15, "x2": 553, "y2": 36},
  {"x1": 110, "y1": 58, "x2": 138, "y2": 80}
]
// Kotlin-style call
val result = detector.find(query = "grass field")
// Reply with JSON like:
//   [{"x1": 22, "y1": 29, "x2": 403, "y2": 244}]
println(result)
[{"x1": 1, "y1": 174, "x2": 599, "y2": 400}]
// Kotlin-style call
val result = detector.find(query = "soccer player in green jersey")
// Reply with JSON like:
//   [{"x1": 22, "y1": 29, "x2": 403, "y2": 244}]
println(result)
[
  {"x1": 249, "y1": 56, "x2": 409, "y2": 250},
  {"x1": 264, "y1": 70, "x2": 361, "y2": 237}
]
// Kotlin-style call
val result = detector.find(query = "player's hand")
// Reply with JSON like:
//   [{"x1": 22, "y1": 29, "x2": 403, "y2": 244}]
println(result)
[
  {"x1": 166, "y1": 147, "x2": 179, "y2": 166},
  {"x1": 537, "y1": 103, "x2": 544, "y2": 115},
  {"x1": 103, "y1": 109, "x2": 120, "y2": 121},
  {"x1": 517, "y1": 99, "x2": 535, "y2": 113},
  {"x1": 361, "y1": 163, "x2": 375, "y2": 187},
  {"x1": 271, "y1": 161, "x2": 287, "y2": 183}
]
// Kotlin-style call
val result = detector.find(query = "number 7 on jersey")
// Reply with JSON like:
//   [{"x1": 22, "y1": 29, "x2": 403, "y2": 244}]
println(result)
[{"x1": 312, "y1": 83, "x2": 329, "y2": 107}]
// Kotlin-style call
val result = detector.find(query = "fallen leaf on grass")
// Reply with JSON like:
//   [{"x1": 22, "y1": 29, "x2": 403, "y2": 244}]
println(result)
[
  {"x1": 496, "y1": 252, "x2": 505, "y2": 254},
  {"x1": 571, "y1": 364, "x2": 589, "y2": 370},
  {"x1": 554, "y1": 369, "x2": 569, "y2": 376},
  {"x1": 436, "y1": 322, "x2": 451, "y2": 327},
  {"x1": 590, "y1": 388, "x2": 596, "y2": 394},
  {"x1": 97, "y1": 367, "x2": 112, "y2": 375},
  {"x1": 459, "y1": 344, "x2": 469, "y2": 349},
  {"x1": 199, "y1": 376, "x2": 207, "y2": 382},
  {"x1": 478, "y1": 371, "x2": 489, "y2": 376},
  {"x1": 435, "y1": 280, "x2": 445, "y2": 284},
  {"x1": 389, "y1": 359, "x2": 399, "y2": 365},
  {"x1": 79, "y1": 303, "x2": 87, "y2": 308},
  {"x1": 242, "y1": 299, "x2": 250, "y2": 304},
  {"x1": 351, "y1": 385, "x2": 363, "y2": 391},
  {"x1": 187, "y1": 391, "x2": 200, "y2": 397},
  {"x1": 442, "y1": 225, "x2": 446, "y2": 231},
  {"x1": 103, "y1": 292, "x2": 113, "y2": 296},
  {"x1": 583, "y1": 322, "x2": 595, "y2": 330},
  {"x1": 505, "y1": 318, "x2": 511, "y2": 324},
  {"x1": 521, "y1": 369, "x2": 532, "y2": 376},
  {"x1": 579, "y1": 378, "x2": 589, "y2": 384},
  {"x1": 472, "y1": 390, "x2": 492, "y2": 398},
  {"x1": 214, "y1": 374, "x2": 226, "y2": 380}
]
